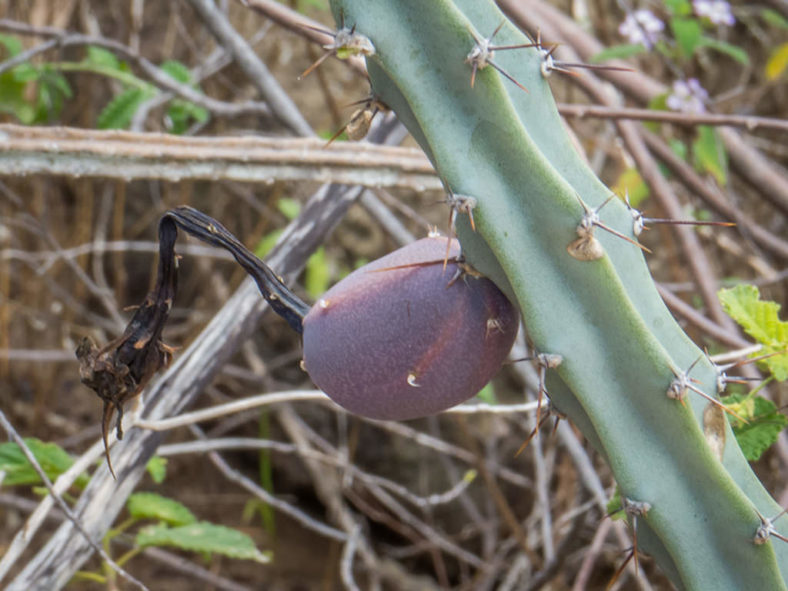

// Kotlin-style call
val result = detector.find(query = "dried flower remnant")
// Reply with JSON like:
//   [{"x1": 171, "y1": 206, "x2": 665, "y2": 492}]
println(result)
[
  {"x1": 666, "y1": 78, "x2": 709, "y2": 113},
  {"x1": 693, "y1": 0, "x2": 736, "y2": 26},
  {"x1": 76, "y1": 218, "x2": 179, "y2": 478},
  {"x1": 618, "y1": 10, "x2": 665, "y2": 47}
]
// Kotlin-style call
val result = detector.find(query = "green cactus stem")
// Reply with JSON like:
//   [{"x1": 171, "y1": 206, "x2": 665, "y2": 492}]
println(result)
[{"x1": 328, "y1": 0, "x2": 788, "y2": 588}]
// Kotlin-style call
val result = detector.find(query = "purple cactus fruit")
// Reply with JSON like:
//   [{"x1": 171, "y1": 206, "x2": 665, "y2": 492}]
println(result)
[{"x1": 302, "y1": 236, "x2": 519, "y2": 420}]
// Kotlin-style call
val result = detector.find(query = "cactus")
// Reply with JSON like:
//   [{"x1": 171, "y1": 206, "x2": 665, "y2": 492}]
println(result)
[{"x1": 326, "y1": 0, "x2": 788, "y2": 588}]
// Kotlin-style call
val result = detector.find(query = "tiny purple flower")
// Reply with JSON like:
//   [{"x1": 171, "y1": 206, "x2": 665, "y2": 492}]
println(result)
[
  {"x1": 618, "y1": 9, "x2": 665, "y2": 46},
  {"x1": 693, "y1": 0, "x2": 736, "y2": 26},
  {"x1": 666, "y1": 78, "x2": 709, "y2": 113}
]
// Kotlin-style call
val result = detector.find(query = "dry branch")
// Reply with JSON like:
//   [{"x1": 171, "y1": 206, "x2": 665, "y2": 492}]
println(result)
[{"x1": 0, "y1": 124, "x2": 439, "y2": 191}]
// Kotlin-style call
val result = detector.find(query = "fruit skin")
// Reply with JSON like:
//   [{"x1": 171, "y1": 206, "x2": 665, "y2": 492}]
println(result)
[{"x1": 302, "y1": 236, "x2": 518, "y2": 420}]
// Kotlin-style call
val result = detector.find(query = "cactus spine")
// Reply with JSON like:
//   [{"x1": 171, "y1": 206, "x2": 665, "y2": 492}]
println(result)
[{"x1": 328, "y1": 0, "x2": 788, "y2": 587}]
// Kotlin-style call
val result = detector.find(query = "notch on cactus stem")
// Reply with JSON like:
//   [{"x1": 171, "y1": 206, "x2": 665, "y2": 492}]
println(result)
[
  {"x1": 298, "y1": 14, "x2": 374, "y2": 79},
  {"x1": 568, "y1": 194, "x2": 650, "y2": 261},
  {"x1": 754, "y1": 508, "x2": 788, "y2": 545},
  {"x1": 523, "y1": 29, "x2": 634, "y2": 79},
  {"x1": 510, "y1": 352, "x2": 563, "y2": 449},
  {"x1": 514, "y1": 401, "x2": 565, "y2": 456},
  {"x1": 711, "y1": 348, "x2": 784, "y2": 393},
  {"x1": 325, "y1": 95, "x2": 389, "y2": 146},
  {"x1": 465, "y1": 22, "x2": 530, "y2": 93},
  {"x1": 624, "y1": 193, "x2": 735, "y2": 237},
  {"x1": 440, "y1": 183, "x2": 478, "y2": 268},
  {"x1": 668, "y1": 356, "x2": 747, "y2": 422}
]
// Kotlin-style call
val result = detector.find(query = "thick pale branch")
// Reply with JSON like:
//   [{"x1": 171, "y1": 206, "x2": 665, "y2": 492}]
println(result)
[{"x1": 0, "y1": 124, "x2": 439, "y2": 191}]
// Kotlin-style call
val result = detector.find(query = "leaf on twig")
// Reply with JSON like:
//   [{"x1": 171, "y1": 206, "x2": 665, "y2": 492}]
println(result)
[
  {"x1": 127, "y1": 492, "x2": 196, "y2": 526},
  {"x1": 136, "y1": 522, "x2": 271, "y2": 562}
]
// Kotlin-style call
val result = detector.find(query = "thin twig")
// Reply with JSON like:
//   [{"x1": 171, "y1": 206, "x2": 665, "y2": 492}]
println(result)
[
  {"x1": 557, "y1": 103, "x2": 788, "y2": 133},
  {"x1": 136, "y1": 389, "x2": 540, "y2": 432}
]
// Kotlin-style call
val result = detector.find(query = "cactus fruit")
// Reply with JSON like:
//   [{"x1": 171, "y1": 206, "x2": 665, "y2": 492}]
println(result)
[
  {"x1": 302, "y1": 236, "x2": 518, "y2": 419},
  {"x1": 80, "y1": 207, "x2": 519, "y2": 454},
  {"x1": 325, "y1": 0, "x2": 788, "y2": 588}
]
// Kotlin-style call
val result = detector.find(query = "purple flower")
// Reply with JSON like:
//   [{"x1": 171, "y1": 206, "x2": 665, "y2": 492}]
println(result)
[
  {"x1": 618, "y1": 9, "x2": 665, "y2": 46},
  {"x1": 666, "y1": 78, "x2": 709, "y2": 113},
  {"x1": 693, "y1": 0, "x2": 736, "y2": 26}
]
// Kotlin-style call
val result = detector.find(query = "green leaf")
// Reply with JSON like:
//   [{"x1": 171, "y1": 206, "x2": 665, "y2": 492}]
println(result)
[
  {"x1": 305, "y1": 246, "x2": 331, "y2": 298},
  {"x1": 697, "y1": 37, "x2": 749, "y2": 65},
  {"x1": 664, "y1": 0, "x2": 692, "y2": 17},
  {"x1": 670, "y1": 17, "x2": 702, "y2": 57},
  {"x1": 136, "y1": 522, "x2": 271, "y2": 562},
  {"x1": 723, "y1": 394, "x2": 788, "y2": 461},
  {"x1": 127, "y1": 492, "x2": 197, "y2": 526},
  {"x1": 613, "y1": 168, "x2": 649, "y2": 207},
  {"x1": 145, "y1": 456, "x2": 168, "y2": 484},
  {"x1": 589, "y1": 43, "x2": 647, "y2": 63},
  {"x1": 160, "y1": 60, "x2": 192, "y2": 84},
  {"x1": 277, "y1": 197, "x2": 301, "y2": 220},
  {"x1": 97, "y1": 87, "x2": 153, "y2": 129},
  {"x1": 165, "y1": 98, "x2": 208, "y2": 134},
  {"x1": 84, "y1": 46, "x2": 121, "y2": 71},
  {"x1": 766, "y1": 42, "x2": 788, "y2": 80},
  {"x1": 475, "y1": 383, "x2": 496, "y2": 404},
  {"x1": 0, "y1": 439, "x2": 76, "y2": 486},
  {"x1": 0, "y1": 70, "x2": 35, "y2": 123},
  {"x1": 719, "y1": 285, "x2": 788, "y2": 381},
  {"x1": 0, "y1": 34, "x2": 23, "y2": 57},
  {"x1": 254, "y1": 229, "x2": 283, "y2": 259},
  {"x1": 692, "y1": 125, "x2": 727, "y2": 185},
  {"x1": 761, "y1": 8, "x2": 788, "y2": 29},
  {"x1": 606, "y1": 488, "x2": 626, "y2": 521}
]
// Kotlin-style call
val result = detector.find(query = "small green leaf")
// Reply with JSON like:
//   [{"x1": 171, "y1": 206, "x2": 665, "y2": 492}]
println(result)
[
  {"x1": 0, "y1": 439, "x2": 75, "y2": 486},
  {"x1": 589, "y1": 44, "x2": 647, "y2": 63},
  {"x1": 145, "y1": 456, "x2": 168, "y2": 484},
  {"x1": 723, "y1": 394, "x2": 788, "y2": 461},
  {"x1": 613, "y1": 168, "x2": 649, "y2": 207},
  {"x1": 475, "y1": 383, "x2": 496, "y2": 404},
  {"x1": 160, "y1": 60, "x2": 192, "y2": 84},
  {"x1": 692, "y1": 125, "x2": 727, "y2": 185},
  {"x1": 761, "y1": 8, "x2": 788, "y2": 29},
  {"x1": 97, "y1": 87, "x2": 153, "y2": 129},
  {"x1": 136, "y1": 522, "x2": 271, "y2": 562},
  {"x1": 277, "y1": 197, "x2": 301, "y2": 220},
  {"x1": 719, "y1": 285, "x2": 788, "y2": 380},
  {"x1": 84, "y1": 46, "x2": 121, "y2": 70},
  {"x1": 664, "y1": 0, "x2": 692, "y2": 17},
  {"x1": 254, "y1": 229, "x2": 283, "y2": 259},
  {"x1": 697, "y1": 37, "x2": 749, "y2": 65},
  {"x1": 305, "y1": 246, "x2": 331, "y2": 298},
  {"x1": 766, "y1": 42, "x2": 788, "y2": 81},
  {"x1": 0, "y1": 34, "x2": 23, "y2": 57},
  {"x1": 671, "y1": 17, "x2": 702, "y2": 57},
  {"x1": 127, "y1": 492, "x2": 197, "y2": 526},
  {"x1": 606, "y1": 489, "x2": 626, "y2": 521}
]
